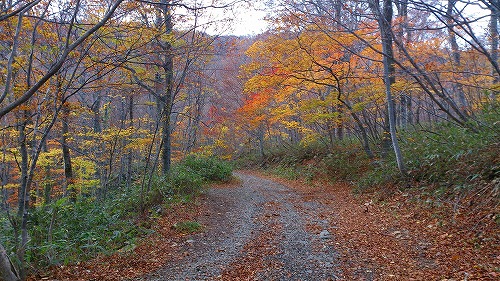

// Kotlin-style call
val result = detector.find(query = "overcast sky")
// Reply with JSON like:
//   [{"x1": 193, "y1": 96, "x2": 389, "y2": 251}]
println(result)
[
  {"x1": 180, "y1": 0, "x2": 490, "y2": 37},
  {"x1": 177, "y1": 0, "x2": 271, "y2": 36}
]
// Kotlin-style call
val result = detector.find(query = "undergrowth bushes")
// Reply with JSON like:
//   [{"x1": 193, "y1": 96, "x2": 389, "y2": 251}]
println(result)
[
  {"x1": 1, "y1": 155, "x2": 232, "y2": 271},
  {"x1": 321, "y1": 146, "x2": 371, "y2": 181},
  {"x1": 27, "y1": 197, "x2": 142, "y2": 267},
  {"x1": 180, "y1": 155, "x2": 233, "y2": 182},
  {"x1": 261, "y1": 143, "x2": 370, "y2": 183},
  {"x1": 358, "y1": 109, "x2": 499, "y2": 192},
  {"x1": 404, "y1": 125, "x2": 498, "y2": 184},
  {"x1": 155, "y1": 155, "x2": 233, "y2": 197},
  {"x1": 243, "y1": 109, "x2": 498, "y2": 201}
]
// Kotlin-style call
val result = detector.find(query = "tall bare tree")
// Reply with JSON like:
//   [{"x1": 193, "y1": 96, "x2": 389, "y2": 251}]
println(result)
[{"x1": 369, "y1": 0, "x2": 407, "y2": 174}]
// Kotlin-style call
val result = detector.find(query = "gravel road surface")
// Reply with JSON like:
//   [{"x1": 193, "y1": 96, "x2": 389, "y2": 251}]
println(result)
[{"x1": 135, "y1": 172, "x2": 340, "y2": 281}]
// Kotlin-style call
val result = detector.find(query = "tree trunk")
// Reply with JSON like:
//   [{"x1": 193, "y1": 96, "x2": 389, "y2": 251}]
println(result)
[
  {"x1": 15, "y1": 129, "x2": 29, "y2": 280},
  {"x1": 12, "y1": 102, "x2": 61, "y2": 280},
  {"x1": 447, "y1": 0, "x2": 468, "y2": 111},
  {"x1": 43, "y1": 140, "x2": 52, "y2": 205},
  {"x1": 351, "y1": 111, "x2": 375, "y2": 159},
  {"x1": 396, "y1": 1, "x2": 412, "y2": 128},
  {"x1": 0, "y1": 243, "x2": 19, "y2": 281},
  {"x1": 1, "y1": 130, "x2": 10, "y2": 210},
  {"x1": 406, "y1": 93, "x2": 413, "y2": 125},
  {"x1": 416, "y1": 97, "x2": 421, "y2": 124},
  {"x1": 336, "y1": 104, "x2": 344, "y2": 140},
  {"x1": 91, "y1": 92, "x2": 104, "y2": 199},
  {"x1": 160, "y1": 101, "x2": 172, "y2": 175},
  {"x1": 372, "y1": 0, "x2": 407, "y2": 174},
  {"x1": 334, "y1": 94, "x2": 374, "y2": 159},
  {"x1": 381, "y1": 111, "x2": 391, "y2": 158},
  {"x1": 491, "y1": 0, "x2": 499, "y2": 99},
  {"x1": 184, "y1": 87, "x2": 204, "y2": 154},
  {"x1": 17, "y1": 116, "x2": 29, "y2": 217},
  {"x1": 126, "y1": 96, "x2": 133, "y2": 190},
  {"x1": 18, "y1": 212, "x2": 28, "y2": 280},
  {"x1": 92, "y1": 93, "x2": 102, "y2": 133},
  {"x1": 258, "y1": 124, "x2": 265, "y2": 158},
  {"x1": 159, "y1": 0, "x2": 174, "y2": 175},
  {"x1": 400, "y1": 94, "x2": 407, "y2": 127},
  {"x1": 61, "y1": 104, "x2": 74, "y2": 201}
]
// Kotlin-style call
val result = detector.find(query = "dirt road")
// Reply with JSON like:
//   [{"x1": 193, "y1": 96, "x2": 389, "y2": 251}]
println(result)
[
  {"x1": 50, "y1": 171, "x2": 498, "y2": 280},
  {"x1": 136, "y1": 172, "x2": 341, "y2": 281}
]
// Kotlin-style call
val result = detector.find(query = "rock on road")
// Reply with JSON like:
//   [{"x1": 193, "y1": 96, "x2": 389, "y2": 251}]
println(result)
[{"x1": 134, "y1": 172, "x2": 341, "y2": 281}]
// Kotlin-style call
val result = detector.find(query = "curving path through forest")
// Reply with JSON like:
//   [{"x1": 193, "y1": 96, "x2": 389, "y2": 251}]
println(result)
[
  {"x1": 53, "y1": 170, "x2": 498, "y2": 280},
  {"x1": 134, "y1": 172, "x2": 341, "y2": 281}
]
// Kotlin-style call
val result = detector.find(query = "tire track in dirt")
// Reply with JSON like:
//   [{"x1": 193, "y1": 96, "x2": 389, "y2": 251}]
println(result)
[{"x1": 135, "y1": 172, "x2": 340, "y2": 281}]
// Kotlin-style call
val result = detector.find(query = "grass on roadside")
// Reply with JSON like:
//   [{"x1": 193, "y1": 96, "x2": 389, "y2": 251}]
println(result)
[
  {"x1": 1, "y1": 155, "x2": 232, "y2": 273},
  {"x1": 238, "y1": 108, "x2": 499, "y2": 207},
  {"x1": 172, "y1": 221, "x2": 204, "y2": 234}
]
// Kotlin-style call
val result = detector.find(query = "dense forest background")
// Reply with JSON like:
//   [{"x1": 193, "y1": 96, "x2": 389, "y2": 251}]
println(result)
[{"x1": 0, "y1": 0, "x2": 498, "y2": 280}]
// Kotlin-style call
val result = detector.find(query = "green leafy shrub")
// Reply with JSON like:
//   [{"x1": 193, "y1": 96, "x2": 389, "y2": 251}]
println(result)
[
  {"x1": 402, "y1": 121, "x2": 498, "y2": 187},
  {"x1": 172, "y1": 221, "x2": 203, "y2": 234},
  {"x1": 265, "y1": 143, "x2": 326, "y2": 166},
  {"x1": 179, "y1": 155, "x2": 233, "y2": 182},
  {"x1": 356, "y1": 161, "x2": 401, "y2": 192},
  {"x1": 167, "y1": 164, "x2": 205, "y2": 195},
  {"x1": 270, "y1": 165, "x2": 301, "y2": 180},
  {"x1": 321, "y1": 146, "x2": 371, "y2": 181},
  {"x1": 27, "y1": 196, "x2": 141, "y2": 267},
  {"x1": 0, "y1": 155, "x2": 233, "y2": 274},
  {"x1": 357, "y1": 107, "x2": 499, "y2": 195}
]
